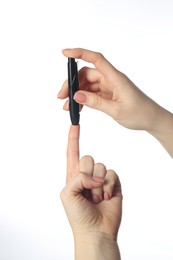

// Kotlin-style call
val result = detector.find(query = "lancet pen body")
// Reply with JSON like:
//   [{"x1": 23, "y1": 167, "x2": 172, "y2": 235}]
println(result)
[{"x1": 68, "y1": 58, "x2": 80, "y2": 125}]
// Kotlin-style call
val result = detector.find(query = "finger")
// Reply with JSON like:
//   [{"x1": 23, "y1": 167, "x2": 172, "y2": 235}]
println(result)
[
  {"x1": 74, "y1": 90, "x2": 117, "y2": 118},
  {"x1": 79, "y1": 66, "x2": 102, "y2": 91},
  {"x1": 91, "y1": 163, "x2": 107, "y2": 204},
  {"x1": 62, "y1": 48, "x2": 118, "y2": 76},
  {"x1": 78, "y1": 67, "x2": 113, "y2": 98},
  {"x1": 62, "y1": 89, "x2": 114, "y2": 115},
  {"x1": 78, "y1": 155, "x2": 95, "y2": 200},
  {"x1": 62, "y1": 67, "x2": 102, "y2": 111},
  {"x1": 63, "y1": 99, "x2": 83, "y2": 112},
  {"x1": 58, "y1": 67, "x2": 101, "y2": 99},
  {"x1": 61, "y1": 172, "x2": 105, "y2": 202},
  {"x1": 79, "y1": 155, "x2": 94, "y2": 176},
  {"x1": 63, "y1": 99, "x2": 69, "y2": 111},
  {"x1": 103, "y1": 170, "x2": 122, "y2": 200},
  {"x1": 57, "y1": 79, "x2": 68, "y2": 99},
  {"x1": 66, "y1": 125, "x2": 80, "y2": 182}
]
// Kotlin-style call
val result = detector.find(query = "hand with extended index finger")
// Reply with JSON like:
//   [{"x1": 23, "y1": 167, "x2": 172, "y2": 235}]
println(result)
[
  {"x1": 60, "y1": 124, "x2": 123, "y2": 260},
  {"x1": 66, "y1": 124, "x2": 106, "y2": 202},
  {"x1": 66, "y1": 125, "x2": 120, "y2": 204}
]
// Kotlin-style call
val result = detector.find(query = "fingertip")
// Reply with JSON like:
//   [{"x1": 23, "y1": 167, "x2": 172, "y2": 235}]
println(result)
[
  {"x1": 68, "y1": 124, "x2": 80, "y2": 139},
  {"x1": 74, "y1": 91, "x2": 87, "y2": 104},
  {"x1": 62, "y1": 48, "x2": 72, "y2": 55},
  {"x1": 104, "y1": 191, "x2": 111, "y2": 200},
  {"x1": 63, "y1": 100, "x2": 69, "y2": 110},
  {"x1": 92, "y1": 194, "x2": 101, "y2": 204}
]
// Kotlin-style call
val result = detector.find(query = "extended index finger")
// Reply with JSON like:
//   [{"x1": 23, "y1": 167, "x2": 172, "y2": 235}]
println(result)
[{"x1": 66, "y1": 124, "x2": 80, "y2": 182}]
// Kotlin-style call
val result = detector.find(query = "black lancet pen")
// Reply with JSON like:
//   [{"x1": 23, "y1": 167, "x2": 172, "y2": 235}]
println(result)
[{"x1": 68, "y1": 57, "x2": 80, "y2": 125}]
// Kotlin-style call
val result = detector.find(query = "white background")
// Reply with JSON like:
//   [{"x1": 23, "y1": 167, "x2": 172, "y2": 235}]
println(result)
[{"x1": 0, "y1": 0, "x2": 173, "y2": 259}]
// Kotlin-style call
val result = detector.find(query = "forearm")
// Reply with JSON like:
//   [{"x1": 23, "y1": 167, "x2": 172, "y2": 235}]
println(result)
[
  {"x1": 147, "y1": 103, "x2": 173, "y2": 158},
  {"x1": 74, "y1": 233, "x2": 121, "y2": 260}
]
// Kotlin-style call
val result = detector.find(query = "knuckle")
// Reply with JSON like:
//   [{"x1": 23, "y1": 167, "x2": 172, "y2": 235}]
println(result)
[
  {"x1": 90, "y1": 94, "x2": 102, "y2": 109},
  {"x1": 92, "y1": 51, "x2": 105, "y2": 68},
  {"x1": 95, "y1": 51, "x2": 104, "y2": 60}
]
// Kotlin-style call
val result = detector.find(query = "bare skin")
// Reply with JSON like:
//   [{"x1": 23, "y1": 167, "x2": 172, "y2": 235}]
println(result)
[
  {"x1": 60, "y1": 125, "x2": 122, "y2": 260},
  {"x1": 58, "y1": 48, "x2": 173, "y2": 158}
]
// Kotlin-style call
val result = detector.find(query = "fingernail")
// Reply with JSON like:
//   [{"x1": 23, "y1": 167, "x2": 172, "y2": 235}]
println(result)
[
  {"x1": 62, "y1": 48, "x2": 72, "y2": 53},
  {"x1": 63, "y1": 100, "x2": 69, "y2": 110},
  {"x1": 92, "y1": 194, "x2": 101, "y2": 204},
  {"x1": 104, "y1": 192, "x2": 111, "y2": 200},
  {"x1": 74, "y1": 92, "x2": 87, "y2": 103},
  {"x1": 62, "y1": 48, "x2": 72, "y2": 50}
]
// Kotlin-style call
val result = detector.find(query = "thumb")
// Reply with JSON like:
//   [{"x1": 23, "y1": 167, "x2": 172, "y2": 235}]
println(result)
[
  {"x1": 74, "y1": 90, "x2": 115, "y2": 117},
  {"x1": 61, "y1": 172, "x2": 104, "y2": 199}
]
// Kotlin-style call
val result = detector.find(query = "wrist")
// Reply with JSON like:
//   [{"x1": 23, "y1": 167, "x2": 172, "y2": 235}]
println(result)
[
  {"x1": 74, "y1": 232, "x2": 121, "y2": 260},
  {"x1": 147, "y1": 104, "x2": 173, "y2": 157}
]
